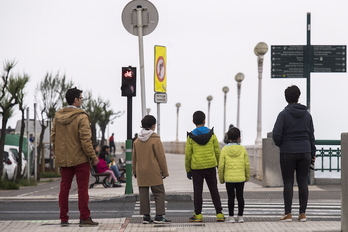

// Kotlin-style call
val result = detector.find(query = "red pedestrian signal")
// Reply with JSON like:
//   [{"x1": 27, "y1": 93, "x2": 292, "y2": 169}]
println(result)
[{"x1": 121, "y1": 66, "x2": 136, "y2": 97}]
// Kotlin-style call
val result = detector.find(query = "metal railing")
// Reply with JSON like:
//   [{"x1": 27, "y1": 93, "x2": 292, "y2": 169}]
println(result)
[{"x1": 315, "y1": 140, "x2": 341, "y2": 172}]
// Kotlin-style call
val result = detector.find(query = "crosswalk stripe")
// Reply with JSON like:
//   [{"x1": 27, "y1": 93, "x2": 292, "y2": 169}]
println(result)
[{"x1": 132, "y1": 199, "x2": 341, "y2": 218}]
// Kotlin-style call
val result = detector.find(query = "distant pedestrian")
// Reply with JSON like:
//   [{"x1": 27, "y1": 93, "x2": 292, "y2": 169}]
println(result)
[
  {"x1": 218, "y1": 127, "x2": 250, "y2": 223},
  {"x1": 223, "y1": 124, "x2": 234, "y2": 144},
  {"x1": 132, "y1": 133, "x2": 138, "y2": 146},
  {"x1": 272, "y1": 85, "x2": 316, "y2": 222},
  {"x1": 185, "y1": 110, "x2": 225, "y2": 222},
  {"x1": 109, "y1": 133, "x2": 116, "y2": 155},
  {"x1": 51, "y1": 87, "x2": 99, "y2": 227},
  {"x1": 132, "y1": 115, "x2": 171, "y2": 224}
]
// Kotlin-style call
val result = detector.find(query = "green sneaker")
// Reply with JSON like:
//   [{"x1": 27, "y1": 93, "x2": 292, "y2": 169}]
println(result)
[
  {"x1": 189, "y1": 213, "x2": 203, "y2": 222},
  {"x1": 216, "y1": 213, "x2": 225, "y2": 222}
]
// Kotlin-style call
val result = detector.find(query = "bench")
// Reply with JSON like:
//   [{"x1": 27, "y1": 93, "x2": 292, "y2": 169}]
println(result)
[{"x1": 89, "y1": 165, "x2": 110, "y2": 189}]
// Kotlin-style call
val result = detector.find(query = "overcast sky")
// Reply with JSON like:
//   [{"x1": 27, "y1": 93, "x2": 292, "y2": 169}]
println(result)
[{"x1": 1, "y1": 0, "x2": 347, "y2": 145}]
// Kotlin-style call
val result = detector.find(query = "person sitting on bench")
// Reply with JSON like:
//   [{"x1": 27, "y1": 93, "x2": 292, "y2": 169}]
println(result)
[
  {"x1": 100, "y1": 145, "x2": 126, "y2": 183},
  {"x1": 96, "y1": 152, "x2": 122, "y2": 188}
]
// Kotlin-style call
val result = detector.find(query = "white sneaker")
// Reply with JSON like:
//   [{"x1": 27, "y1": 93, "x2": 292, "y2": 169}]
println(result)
[
  {"x1": 236, "y1": 216, "x2": 244, "y2": 223},
  {"x1": 225, "y1": 216, "x2": 235, "y2": 223}
]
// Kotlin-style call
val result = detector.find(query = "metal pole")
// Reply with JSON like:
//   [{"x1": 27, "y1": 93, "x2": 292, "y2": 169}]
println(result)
[
  {"x1": 208, "y1": 101, "x2": 211, "y2": 128},
  {"x1": 136, "y1": 6, "x2": 147, "y2": 118},
  {"x1": 175, "y1": 103, "x2": 181, "y2": 142},
  {"x1": 26, "y1": 107, "x2": 30, "y2": 180},
  {"x1": 237, "y1": 82, "x2": 241, "y2": 128},
  {"x1": 125, "y1": 96, "x2": 133, "y2": 194},
  {"x1": 34, "y1": 103, "x2": 37, "y2": 181},
  {"x1": 125, "y1": 139, "x2": 133, "y2": 194},
  {"x1": 223, "y1": 92, "x2": 227, "y2": 138},
  {"x1": 255, "y1": 55, "x2": 264, "y2": 146},
  {"x1": 157, "y1": 103, "x2": 160, "y2": 136},
  {"x1": 306, "y1": 12, "x2": 311, "y2": 112}
]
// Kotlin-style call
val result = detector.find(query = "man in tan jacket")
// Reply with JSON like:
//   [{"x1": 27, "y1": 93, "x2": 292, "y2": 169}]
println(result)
[{"x1": 51, "y1": 87, "x2": 99, "y2": 227}]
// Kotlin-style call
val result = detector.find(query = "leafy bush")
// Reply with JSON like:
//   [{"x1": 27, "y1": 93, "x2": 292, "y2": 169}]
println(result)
[
  {"x1": 18, "y1": 178, "x2": 37, "y2": 187},
  {"x1": 0, "y1": 180, "x2": 20, "y2": 190},
  {"x1": 40, "y1": 171, "x2": 61, "y2": 178}
]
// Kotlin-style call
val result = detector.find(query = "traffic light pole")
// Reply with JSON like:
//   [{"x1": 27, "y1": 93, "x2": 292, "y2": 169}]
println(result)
[{"x1": 125, "y1": 96, "x2": 133, "y2": 194}]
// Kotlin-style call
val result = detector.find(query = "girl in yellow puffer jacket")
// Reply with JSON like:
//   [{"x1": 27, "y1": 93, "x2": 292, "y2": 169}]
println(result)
[{"x1": 218, "y1": 127, "x2": 250, "y2": 223}]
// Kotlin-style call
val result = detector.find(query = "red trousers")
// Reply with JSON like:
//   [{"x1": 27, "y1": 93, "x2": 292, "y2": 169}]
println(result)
[{"x1": 59, "y1": 162, "x2": 91, "y2": 222}]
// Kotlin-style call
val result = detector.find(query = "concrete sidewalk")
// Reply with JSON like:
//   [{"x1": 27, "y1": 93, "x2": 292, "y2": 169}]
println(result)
[{"x1": 0, "y1": 153, "x2": 342, "y2": 231}]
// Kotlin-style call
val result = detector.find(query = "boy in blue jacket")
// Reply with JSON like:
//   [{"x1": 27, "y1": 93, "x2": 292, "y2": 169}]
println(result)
[{"x1": 185, "y1": 110, "x2": 224, "y2": 222}]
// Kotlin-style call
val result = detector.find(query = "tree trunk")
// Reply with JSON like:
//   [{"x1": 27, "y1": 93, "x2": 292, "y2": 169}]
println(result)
[
  {"x1": 0, "y1": 118, "x2": 8, "y2": 179},
  {"x1": 16, "y1": 111, "x2": 26, "y2": 180}
]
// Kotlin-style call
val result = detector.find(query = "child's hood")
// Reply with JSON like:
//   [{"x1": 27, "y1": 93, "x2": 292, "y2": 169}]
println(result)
[
  {"x1": 224, "y1": 144, "x2": 245, "y2": 158},
  {"x1": 187, "y1": 127, "x2": 214, "y2": 145}
]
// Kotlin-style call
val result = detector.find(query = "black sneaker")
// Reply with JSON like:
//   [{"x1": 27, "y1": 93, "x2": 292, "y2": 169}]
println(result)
[
  {"x1": 154, "y1": 216, "x2": 171, "y2": 224},
  {"x1": 142, "y1": 215, "x2": 153, "y2": 224},
  {"x1": 112, "y1": 183, "x2": 122, "y2": 187},
  {"x1": 79, "y1": 217, "x2": 99, "y2": 227},
  {"x1": 60, "y1": 221, "x2": 70, "y2": 227}
]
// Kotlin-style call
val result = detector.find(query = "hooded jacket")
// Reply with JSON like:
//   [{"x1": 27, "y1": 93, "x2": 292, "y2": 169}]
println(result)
[
  {"x1": 218, "y1": 143, "x2": 250, "y2": 184},
  {"x1": 51, "y1": 107, "x2": 98, "y2": 167},
  {"x1": 132, "y1": 129, "x2": 169, "y2": 187},
  {"x1": 272, "y1": 103, "x2": 316, "y2": 156},
  {"x1": 185, "y1": 127, "x2": 220, "y2": 172}
]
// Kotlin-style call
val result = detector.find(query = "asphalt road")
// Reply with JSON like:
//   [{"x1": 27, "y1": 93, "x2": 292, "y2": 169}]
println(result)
[{"x1": 0, "y1": 200, "x2": 136, "y2": 221}]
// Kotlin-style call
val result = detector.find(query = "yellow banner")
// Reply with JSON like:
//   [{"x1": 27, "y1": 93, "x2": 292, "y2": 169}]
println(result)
[{"x1": 154, "y1": 45, "x2": 167, "y2": 93}]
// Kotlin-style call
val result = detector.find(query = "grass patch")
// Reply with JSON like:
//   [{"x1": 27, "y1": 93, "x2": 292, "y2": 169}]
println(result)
[
  {"x1": 40, "y1": 171, "x2": 61, "y2": 178},
  {"x1": 0, "y1": 180, "x2": 20, "y2": 190},
  {"x1": 18, "y1": 178, "x2": 37, "y2": 187}
]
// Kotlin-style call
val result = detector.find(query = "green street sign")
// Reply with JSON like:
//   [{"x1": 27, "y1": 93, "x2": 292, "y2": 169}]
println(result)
[
  {"x1": 271, "y1": 45, "x2": 305, "y2": 78},
  {"x1": 311, "y1": 45, "x2": 346, "y2": 72}
]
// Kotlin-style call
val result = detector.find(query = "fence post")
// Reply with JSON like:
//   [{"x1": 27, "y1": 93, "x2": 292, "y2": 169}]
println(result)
[{"x1": 341, "y1": 133, "x2": 348, "y2": 232}]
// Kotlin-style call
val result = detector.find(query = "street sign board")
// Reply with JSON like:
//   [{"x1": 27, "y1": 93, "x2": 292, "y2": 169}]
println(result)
[
  {"x1": 122, "y1": 0, "x2": 159, "y2": 36},
  {"x1": 271, "y1": 45, "x2": 305, "y2": 78},
  {"x1": 154, "y1": 45, "x2": 167, "y2": 92},
  {"x1": 154, "y1": 92, "x2": 167, "y2": 103},
  {"x1": 311, "y1": 45, "x2": 346, "y2": 72}
]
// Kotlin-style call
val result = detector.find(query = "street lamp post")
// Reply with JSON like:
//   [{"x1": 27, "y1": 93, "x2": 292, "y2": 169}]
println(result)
[
  {"x1": 254, "y1": 42, "x2": 268, "y2": 146},
  {"x1": 175, "y1": 103, "x2": 181, "y2": 142},
  {"x1": 222, "y1": 86, "x2": 229, "y2": 139},
  {"x1": 206, "y1": 95, "x2": 213, "y2": 128},
  {"x1": 235, "y1": 73, "x2": 245, "y2": 129}
]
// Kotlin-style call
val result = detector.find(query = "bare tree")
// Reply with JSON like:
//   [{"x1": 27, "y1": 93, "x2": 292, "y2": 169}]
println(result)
[
  {"x1": 83, "y1": 92, "x2": 103, "y2": 145},
  {"x1": 11, "y1": 73, "x2": 30, "y2": 179},
  {"x1": 35, "y1": 72, "x2": 73, "y2": 176},
  {"x1": 83, "y1": 93, "x2": 124, "y2": 146},
  {"x1": 97, "y1": 100, "x2": 124, "y2": 147}
]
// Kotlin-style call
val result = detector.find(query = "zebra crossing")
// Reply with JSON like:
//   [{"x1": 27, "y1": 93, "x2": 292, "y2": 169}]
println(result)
[{"x1": 132, "y1": 199, "x2": 341, "y2": 221}]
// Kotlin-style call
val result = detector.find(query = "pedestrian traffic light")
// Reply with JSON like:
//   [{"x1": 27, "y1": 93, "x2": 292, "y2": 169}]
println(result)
[{"x1": 121, "y1": 66, "x2": 136, "y2": 97}]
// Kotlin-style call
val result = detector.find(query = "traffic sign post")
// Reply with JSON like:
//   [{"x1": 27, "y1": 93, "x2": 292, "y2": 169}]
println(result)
[
  {"x1": 271, "y1": 13, "x2": 346, "y2": 111},
  {"x1": 122, "y1": 0, "x2": 159, "y2": 118},
  {"x1": 122, "y1": 0, "x2": 159, "y2": 195}
]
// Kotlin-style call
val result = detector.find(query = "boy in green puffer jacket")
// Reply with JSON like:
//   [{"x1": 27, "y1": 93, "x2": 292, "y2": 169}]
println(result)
[
  {"x1": 218, "y1": 127, "x2": 250, "y2": 223},
  {"x1": 185, "y1": 110, "x2": 225, "y2": 222}
]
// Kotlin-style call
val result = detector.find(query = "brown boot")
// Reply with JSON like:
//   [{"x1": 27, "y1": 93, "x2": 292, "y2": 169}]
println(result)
[{"x1": 79, "y1": 217, "x2": 99, "y2": 227}]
